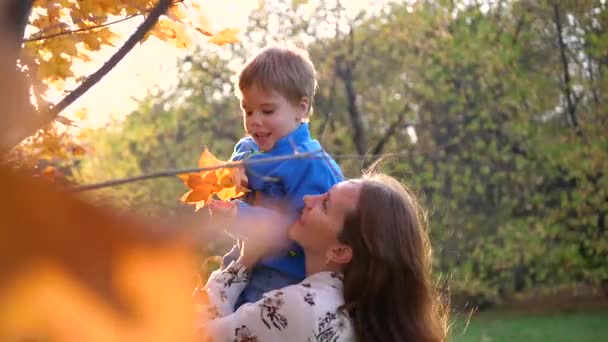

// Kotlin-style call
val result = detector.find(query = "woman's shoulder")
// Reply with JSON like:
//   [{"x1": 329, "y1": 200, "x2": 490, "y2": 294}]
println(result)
[
  {"x1": 261, "y1": 272, "x2": 345, "y2": 311},
  {"x1": 283, "y1": 273, "x2": 353, "y2": 341}
]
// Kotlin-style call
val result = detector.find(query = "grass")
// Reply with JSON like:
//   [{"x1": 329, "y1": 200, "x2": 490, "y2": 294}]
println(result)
[{"x1": 451, "y1": 310, "x2": 608, "y2": 342}]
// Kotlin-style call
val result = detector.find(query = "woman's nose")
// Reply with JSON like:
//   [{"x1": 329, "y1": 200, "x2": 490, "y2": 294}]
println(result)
[
  {"x1": 303, "y1": 194, "x2": 319, "y2": 208},
  {"x1": 303, "y1": 195, "x2": 311, "y2": 207}
]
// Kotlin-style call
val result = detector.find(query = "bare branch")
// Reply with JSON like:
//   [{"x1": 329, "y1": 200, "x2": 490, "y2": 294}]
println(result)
[
  {"x1": 370, "y1": 109, "x2": 414, "y2": 156},
  {"x1": 317, "y1": 72, "x2": 337, "y2": 144},
  {"x1": 552, "y1": 2, "x2": 583, "y2": 137},
  {"x1": 23, "y1": 13, "x2": 142, "y2": 43},
  {"x1": 73, "y1": 139, "x2": 465, "y2": 192},
  {"x1": 335, "y1": 54, "x2": 367, "y2": 156},
  {"x1": 24, "y1": 0, "x2": 186, "y2": 43},
  {"x1": 74, "y1": 148, "x2": 326, "y2": 192}
]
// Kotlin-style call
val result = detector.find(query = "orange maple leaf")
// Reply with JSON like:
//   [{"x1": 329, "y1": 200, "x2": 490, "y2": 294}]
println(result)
[
  {"x1": 0, "y1": 165, "x2": 199, "y2": 342},
  {"x1": 179, "y1": 149, "x2": 248, "y2": 211}
]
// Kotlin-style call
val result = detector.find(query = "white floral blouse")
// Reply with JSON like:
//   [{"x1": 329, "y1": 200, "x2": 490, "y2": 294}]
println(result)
[{"x1": 199, "y1": 261, "x2": 354, "y2": 342}]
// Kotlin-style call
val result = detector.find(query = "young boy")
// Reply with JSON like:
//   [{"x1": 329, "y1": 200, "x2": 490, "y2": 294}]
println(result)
[{"x1": 210, "y1": 42, "x2": 343, "y2": 308}]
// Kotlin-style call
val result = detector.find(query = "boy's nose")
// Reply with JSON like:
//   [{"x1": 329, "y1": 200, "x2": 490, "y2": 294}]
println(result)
[{"x1": 245, "y1": 113, "x2": 261, "y2": 127}]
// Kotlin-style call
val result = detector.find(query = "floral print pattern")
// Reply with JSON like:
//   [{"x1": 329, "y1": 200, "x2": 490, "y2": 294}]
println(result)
[
  {"x1": 203, "y1": 261, "x2": 353, "y2": 341},
  {"x1": 260, "y1": 291, "x2": 288, "y2": 330},
  {"x1": 234, "y1": 325, "x2": 258, "y2": 342}
]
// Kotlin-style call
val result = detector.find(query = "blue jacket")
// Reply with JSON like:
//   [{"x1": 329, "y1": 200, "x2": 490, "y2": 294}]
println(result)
[{"x1": 230, "y1": 123, "x2": 343, "y2": 279}]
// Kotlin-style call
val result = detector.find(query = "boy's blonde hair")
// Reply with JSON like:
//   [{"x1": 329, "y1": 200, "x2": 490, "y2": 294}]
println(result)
[{"x1": 236, "y1": 42, "x2": 317, "y2": 118}]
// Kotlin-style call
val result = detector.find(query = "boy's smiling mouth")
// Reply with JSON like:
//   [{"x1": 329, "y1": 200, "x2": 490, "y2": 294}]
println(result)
[
  {"x1": 253, "y1": 132, "x2": 271, "y2": 139},
  {"x1": 252, "y1": 132, "x2": 273, "y2": 150}
]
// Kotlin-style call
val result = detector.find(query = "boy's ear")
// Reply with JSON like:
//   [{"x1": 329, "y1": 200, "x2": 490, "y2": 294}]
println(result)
[
  {"x1": 298, "y1": 96, "x2": 311, "y2": 120},
  {"x1": 326, "y1": 244, "x2": 352, "y2": 265}
]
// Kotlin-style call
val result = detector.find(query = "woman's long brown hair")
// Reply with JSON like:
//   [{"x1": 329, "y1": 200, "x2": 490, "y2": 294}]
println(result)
[{"x1": 338, "y1": 173, "x2": 448, "y2": 342}]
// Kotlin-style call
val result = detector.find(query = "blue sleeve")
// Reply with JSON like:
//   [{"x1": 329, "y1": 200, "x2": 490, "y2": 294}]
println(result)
[
  {"x1": 281, "y1": 157, "x2": 343, "y2": 214},
  {"x1": 230, "y1": 137, "x2": 258, "y2": 161}
]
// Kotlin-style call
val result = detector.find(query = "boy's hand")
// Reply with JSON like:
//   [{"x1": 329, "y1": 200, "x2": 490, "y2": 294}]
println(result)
[
  {"x1": 208, "y1": 198, "x2": 237, "y2": 214},
  {"x1": 207, "y1": 199, "x2": 237, "y2": 229},
  {"x1": 208, "y1": 198, "x2": 237, "y2": 217}
]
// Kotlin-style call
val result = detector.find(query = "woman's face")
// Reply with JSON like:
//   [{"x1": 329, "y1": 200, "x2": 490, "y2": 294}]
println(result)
[{"x1": 289, "y1": 180, "x2": 361, "y2": 255}]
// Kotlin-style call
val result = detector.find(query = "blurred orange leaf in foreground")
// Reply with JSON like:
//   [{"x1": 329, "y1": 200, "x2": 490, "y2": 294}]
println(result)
[
  {"x1": 0, "y1": 166, "x2": 201, "y2": 342},
  {"x1": 179, "y1": 149, "x2": 248, "y2": 211}
]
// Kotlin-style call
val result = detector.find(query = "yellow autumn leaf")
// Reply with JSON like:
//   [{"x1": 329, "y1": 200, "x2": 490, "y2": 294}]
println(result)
[
  {"x1": 150, "y1": 17, "x2": 195, "y2": 49},
  {"x1": 216, "y1": 187, "x2": 241, "y2": 201},
  {"x1": 198, "y1": 148, "x2": 223, "y2": 168},
  {"x1": 208, "y1": 28, "x2": 240, "y2": 46},
  {"x1": 167, "y1": 3, "x2": 188, "y2": 21},
  {"x1": 74, "y1": 108, "x2": 88, "y2": 120},
  {"x1": 179, "y1": 150, "x2": 248, "y2": 211},
  {"x1": 216, "y1": 168, "x2": 235, "y2": 187}
]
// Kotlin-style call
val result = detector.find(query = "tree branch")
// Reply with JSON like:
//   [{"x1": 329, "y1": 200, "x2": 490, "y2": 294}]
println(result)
[
  {"x1": 552, "y1": 2, "x2": 583, "y2": 137},
  {"x1": 317, "y1": 72, "x2": 337, "y2": 144},
  {"x1": 336, "y1": 57, "x2": 367, "y2": 156},
  {"x1": 24, "y1": 0, "x2": 185, "y2": 43},
  {"x1": 72, "y1": 144, "x2": 469, "y2": 192},
  {"x1": 370, "y1": 109, "x2": 413, "y2": 156},
  {"x1": 6, "y1": 0, "x2": 31, "y2": 45},
  {"x1": 511, "y1": 12, "x2": 527, "y2": 46},
  {"x1": 74, "y1": 148, "x2": 326, "y2": 192},
  {"x1": 23, "y1": 13, "x2": 143, "y2": 43},
  {"x1": 0, "y1": 0, "x2": 36, "y2": 154},
  {"x1": 49, "y1": 0, "x2": 172, "y2": 120},
  {"x1": 4, "y1": 0, "x2": 171, "y2": 151}
]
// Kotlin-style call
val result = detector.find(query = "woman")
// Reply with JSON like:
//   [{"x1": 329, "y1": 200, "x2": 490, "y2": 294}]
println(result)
[{"x1": 198, "y1": 173, "x2": 448, "y2": 341}]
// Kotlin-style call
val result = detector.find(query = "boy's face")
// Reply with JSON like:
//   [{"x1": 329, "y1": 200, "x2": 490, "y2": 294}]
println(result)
[{"x1": 240, "y1": 84, "x2": 309, "y2": 151}]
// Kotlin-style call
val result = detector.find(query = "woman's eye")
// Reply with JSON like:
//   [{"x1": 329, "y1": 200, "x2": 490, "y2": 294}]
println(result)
[{"x1": 263, "y1": 110, "x2": 274, "y2": 115}]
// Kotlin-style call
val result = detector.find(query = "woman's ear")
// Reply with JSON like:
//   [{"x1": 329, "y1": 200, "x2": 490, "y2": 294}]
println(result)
[{"x1": 326, "y1": 244, "x2": 352, "y2": 265}]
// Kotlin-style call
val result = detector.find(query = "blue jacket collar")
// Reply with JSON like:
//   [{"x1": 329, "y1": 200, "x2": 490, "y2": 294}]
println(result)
[{"x1": 265, "y1": 123, "x2": 310, "y2": 153}]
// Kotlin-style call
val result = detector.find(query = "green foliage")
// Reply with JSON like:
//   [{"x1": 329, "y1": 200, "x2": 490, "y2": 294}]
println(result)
[
  {"x1": 74, "y1": 0, "x2": 608, "y2": 308},
  {"x1": 452, "y1": 311, "x2": 608, "y2": 342},
  {"x1": 309, "y1": 0, "x2": 607, "y2": 304}
]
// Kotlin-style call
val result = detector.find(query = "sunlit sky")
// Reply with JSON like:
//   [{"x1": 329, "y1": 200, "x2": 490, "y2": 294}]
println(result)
[{"x1": 57, "y1": 0, "x2": 386, "y2": 129}]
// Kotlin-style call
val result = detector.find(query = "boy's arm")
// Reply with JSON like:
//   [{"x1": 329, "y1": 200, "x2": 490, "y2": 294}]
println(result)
[
  {"x1": 230, "y1": 137, "x2": 257, "y2": 161},
  {"x1": 282, "y1": 156, "x2": 344, "y2": 214}
]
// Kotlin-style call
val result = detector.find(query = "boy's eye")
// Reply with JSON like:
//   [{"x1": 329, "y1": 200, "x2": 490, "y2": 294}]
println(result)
[
  {"x1": 245, "y1": 111, "x2": 252, "y2": 116},
  {"x1": 262, "y1": 110, "x2": 274, "y2": 115},
  {"x1": 322, "y1": 198, "x2": 328, "y2": 211}
]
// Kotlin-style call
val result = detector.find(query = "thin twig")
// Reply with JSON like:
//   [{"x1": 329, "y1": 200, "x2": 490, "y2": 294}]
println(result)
[
  {"x1": 72, "y1": 141, "x2": 460, "y2": 192},
  {"x1": 24, "y1": 14, "x2": 142, "y2": 43},
  {"x1": 23, "y1": 0, "x2": 185, "y2": 43},
  {"x1": 73, "y1": 149, "x2": 326, "y2": 192}
]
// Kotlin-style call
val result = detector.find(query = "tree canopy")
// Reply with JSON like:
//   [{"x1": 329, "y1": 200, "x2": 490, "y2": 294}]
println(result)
[{"x1": 75, "y1": 0, "x2": 608, "y2": 306}]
